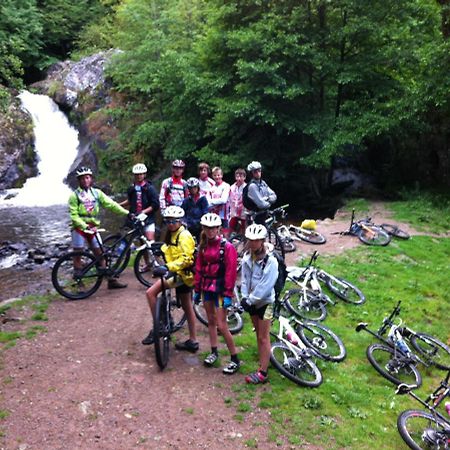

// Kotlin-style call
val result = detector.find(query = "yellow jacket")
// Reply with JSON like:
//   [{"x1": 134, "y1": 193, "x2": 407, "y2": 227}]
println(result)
[{"x1": 161, "y1": 226, "x2": 195, "y2": 287}]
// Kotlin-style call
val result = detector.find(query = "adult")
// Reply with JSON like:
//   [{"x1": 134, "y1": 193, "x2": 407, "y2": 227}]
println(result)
[
  {"x1": 245, "y1": 161, "x2": 277, "y2": 225},
  {"x1": 181, "y1": 177, "x2": 209, "y2": 242},
  {"x1": 197, "y1": 162, "x2": 215, "y2": 202},
  {"x1": 227, "y1": 168, "x2": 247, "y2": 235},
  {"x1": 209, "y1": 166, "x2": 230, "y2": 228},
  {"x1": 240, "y1": 224, "x2": 278, "y2": 384},
  {"x1": 159, "y1": 159, "x2": 188, "y2": 213},
  {"x1": 194, "y1": 213, "x2": 240, "y2": 374},
  {"x1": 142, "y1": 206, "x2": 198, "y2": 353},
  {"x1": 68, "y1": 166, "x2": 129, "y2": 289}
]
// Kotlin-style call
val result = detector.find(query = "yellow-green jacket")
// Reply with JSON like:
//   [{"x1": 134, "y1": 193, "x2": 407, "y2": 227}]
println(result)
[
  {"x1": 162, "y1": 226, "x2": 195, "y2": 287},
  {"x1": 68, "y1": 187, "x2": 128, "y2": 231}
]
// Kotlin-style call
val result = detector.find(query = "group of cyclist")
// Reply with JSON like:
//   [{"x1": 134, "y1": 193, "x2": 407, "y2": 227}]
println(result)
[{"x1": 68, "y1": 159, "x2": 279, "y2": 384}]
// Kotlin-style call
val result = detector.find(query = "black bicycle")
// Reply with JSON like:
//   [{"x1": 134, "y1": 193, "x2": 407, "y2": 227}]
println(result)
[
  {"x1": 381, "y1": 223, "x2": 411, "y2": 240},
  {"x1": 152, "y1": 267, "x2": 187, "y2": 370},
  {"x1": 52, "y1": 214, "x2": 164, "y2": 300},
  {"x1": 396, "y1": 371, "x2": 450, "y2": 449},
  {"x1": 356, "y1": 301, "x2": 450, "y2": 386}
]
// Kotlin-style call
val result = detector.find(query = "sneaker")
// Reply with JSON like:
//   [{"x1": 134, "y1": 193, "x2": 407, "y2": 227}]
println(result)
[
  {"x1": 223, "y1": 360, "x2": 240, "y2": 375},
  {"x1": 245, "y1": 370, "x2": 268, "y2": 384},
  {"x1": 204, "y1": 352, "x2": 219, "y2": 366},
  {"x1": 175, "y1": 339, "x2": 199, "y2": 353},
  {"x1": 107, "y1": 279, "x2": 128, "y2": 289},
  {"x1": 141, "y1": 330, "x2": 154, "y2": 345}
]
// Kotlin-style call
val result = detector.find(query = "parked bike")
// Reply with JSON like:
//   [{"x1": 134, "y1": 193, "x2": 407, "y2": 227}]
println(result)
[
  {"x1": 356, "y1": 301, "x2": 450, "y2": 386},
  {"x1": 395, "y1": 370, "x2": 450, "y2": 449},
  {"x1": 288, "y1": 223, "x2": 326, "y2": 245},
  {"x1": 381, "y1": 223, "x2": 411, "y2": 240}
]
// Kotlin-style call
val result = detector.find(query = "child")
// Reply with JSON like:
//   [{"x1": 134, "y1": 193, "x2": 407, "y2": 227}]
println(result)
[
  {"x1": 194, "y1": 213, "x2": 240, "y2": 374},
  {"x1": 181, "y1": 177, "x2": 209, "y2": 242},
  {"x1": 240, "y1": 224, "x2": 278, "y2": 384},
  {"x1": 143, "y1": 206, "x2": 198, "y2": 353},
  {"x1": 209, "y1": 166, "x2": 230, "y2": 228},
  {"x1": 227, "y1": 168, "x2": 247, "y2": 235}
]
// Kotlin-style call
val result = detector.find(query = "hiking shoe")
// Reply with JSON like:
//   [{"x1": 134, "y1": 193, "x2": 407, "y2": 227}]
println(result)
[
  {"x1": 141, "y1": 330, "x2": 154, "y2": 345},
  {"x1": 223, "y1": 360, "x2": 240, "y2": 375},
  {"x1": 107, "y1": 279, "x2": 127, "y2": 289},
  {"x1": 175, "y1": 339, "x2": 199, "y2": 353},
  {"x1": 204, "y1": 352, "x2": 219, "y2": 366},
  {"x1": 245, "y1": 370, "x2": 268, "y2": 384}
]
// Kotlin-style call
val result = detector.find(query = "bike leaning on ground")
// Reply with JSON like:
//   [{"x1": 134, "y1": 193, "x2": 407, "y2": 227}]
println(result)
[{"x1": 52, "y1": 214, "x2": 164, "y2": 300}]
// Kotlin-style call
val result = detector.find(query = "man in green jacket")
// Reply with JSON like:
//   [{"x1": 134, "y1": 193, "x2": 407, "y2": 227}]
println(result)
[{"x1": 68, "y1": 166, "x2": 129, "y2": 289}]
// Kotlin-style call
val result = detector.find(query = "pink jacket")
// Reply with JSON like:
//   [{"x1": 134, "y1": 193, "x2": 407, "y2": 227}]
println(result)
[{"x1": 194, "y1": 237, "x2": 237, "y2": 297}]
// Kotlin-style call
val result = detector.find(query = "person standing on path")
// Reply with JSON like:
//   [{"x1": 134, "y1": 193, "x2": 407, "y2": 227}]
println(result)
[
  {"x1": 159, "y1": 160, "x2": 189, "y2": 213},
  {"x1": 181, "y1": 177, "x2": 209, "y2": 242},
  {"x1": 227, "y1": 167, "x2": 247, "y2": 235},
  {"x1": 209, "y1": 166, "x2": 230, "y2": 229}
]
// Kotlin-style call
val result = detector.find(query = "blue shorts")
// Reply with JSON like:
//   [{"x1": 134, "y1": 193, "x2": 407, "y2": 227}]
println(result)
[
  {"x1": 203, "y1": 292, "x2": 226, "y2": 308},
  {"x1": 71, "y1": 229, "x2": 102, "y2": 249}
]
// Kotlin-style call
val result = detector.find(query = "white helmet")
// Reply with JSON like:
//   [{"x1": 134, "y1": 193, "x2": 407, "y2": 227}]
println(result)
[
  {"x1": 132, "y1": 163, "x2": 147, "y2": 174},
  {"x1": 245, "y1": 224, "x2": 267, "y2": 240},
  {"x1": 76, "y1": 166, "x2": 93, "y2": 177},
  {"x1": 247, "y1": 161, "x2": 262, "y2": 172},
  {"x1": 200, "y1": 213, "x2": 222, "y2": 227},
  {"x1": 186, "y1": 177, "x2": 200, "y2": 188},
  {"x1": 163, "y1": 205, "x2": 185, "y2": 218}
]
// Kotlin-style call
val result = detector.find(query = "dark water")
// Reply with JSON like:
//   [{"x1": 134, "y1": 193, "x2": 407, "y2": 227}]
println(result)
[{"x1": 0, "y1": 205, "x2": 124, "y2": 302}]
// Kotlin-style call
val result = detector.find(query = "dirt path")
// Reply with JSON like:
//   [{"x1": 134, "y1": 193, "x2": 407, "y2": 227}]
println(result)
[{"x1": 0, "y1": 204, "x2": 433, "y2": 450}]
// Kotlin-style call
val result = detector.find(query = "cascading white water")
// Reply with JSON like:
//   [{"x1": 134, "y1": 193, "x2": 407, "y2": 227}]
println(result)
[{"x1": 1, "y1": 91, "x2": 79, "y2": 207}]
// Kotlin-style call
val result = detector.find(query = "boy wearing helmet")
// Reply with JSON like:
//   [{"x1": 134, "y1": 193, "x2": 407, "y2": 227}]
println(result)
[
  {"x1": 194, "y1": 213, "x2": 240, "y2": 374},
  {"x1": 68, "y1": 166, "x2": 129, "y2": 289},
  {"x1": 143, "y1": 206, "x2": 199, "y2": 352},
  {"x1": 159, "y1": 159, "x2": 188, "y2": 213},
  {"x1": 181, "y1": 177, "x2": 209, "y2": 241},
  {"x1": 240, "y1": 224, "x2": 279, "y2": 383},
  {"x1": 246, "y1": 161, "x2": 277, "y2": 225}
]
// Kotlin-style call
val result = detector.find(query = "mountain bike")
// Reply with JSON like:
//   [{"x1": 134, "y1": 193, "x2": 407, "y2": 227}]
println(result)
[
  {"x1": 152, "y1": 270, "x2": 188, "y2": 370},
  {"x1": 52, "y1": 214, "x2": 164, "y2": 299},
  {"x1": 288, "y1": 224, "x2": 327, "y2": 245},
  {"x1": 332, "y1": 209, "x2": 391, "y2": 246},
  {"x1": 275, "y1": 224, "x2": 297, "y2": 253},
  {"x1": 395, "y1": 371, "x2": 450, "y2": 449},
  {"x1": 381, "y1": 223, "x2": 411, "y2": 240},
  {"x1": 269, "y1": 301, "x2": 346, "y2": 387},
  {"x1": 282, "y1": 251, "x2": 365, "y2": 321},
  {"x1": 356, "y1": 301, "x2": 450, "y2": 386},
  {"x1": 193, "y1": 284, "x2": 244, "y2": 335}
]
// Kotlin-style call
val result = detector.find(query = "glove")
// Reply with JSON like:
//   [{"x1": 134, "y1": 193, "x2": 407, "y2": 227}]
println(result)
[
  {"x1": 223, "y1": 296, "x2": 232, "y2": 308},
  {"x1": 153, "y1": 265, "x2": 168, "y2": 278},
  {"x1": 137, "y1": 212, "x2": 147, "y2": 222},
  {"x1": 193, "y1": 292, "x2": 201, "y2": 304},
  {"x1": 240, "y1": 297, "x2": 251, "y2": 312}
]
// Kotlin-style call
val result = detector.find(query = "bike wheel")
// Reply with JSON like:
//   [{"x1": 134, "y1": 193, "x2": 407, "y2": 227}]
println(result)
[
  {"x1": 397, "y1": 409, "x2": 450, "y2": 450},
  {"x1": 270, "y1": 341, "x2": 322, "y2": 387},
  {"x1": 267, "y1": 228, "x2": 285, "y2": 259},
  {"x1": 323, "y1": 275, "x2": 365, "y2": 305},
  {"x1": 284, "y1": 289, "x2": 327, "y2": 322},
  {"x1": 297, "y1": 321, "x2": 346, "y2": 362},
  {"x1": 358, "y1": 225, "x2": 391, "y2": 246},
  {"x1": 381, "y1": 224, "x2": 411, "y2": 240},
  {"x1": 366, "y1": 343, "x2": 422, "y2": 386},
  {"x1": 102, "y1": 234, "x2": 131, "y2": 275},
  {"x1": 133, "y1": 248, "x2": 163, "y2": 287},
  {"x1": 51, "y1": 251, "x2": 102, "y2": 300},
  {"x1": 410, "y1": 333, "x2": 450, "y2": 370},
  {"x1": 283, "y1": 239, "x2": 297, "y2": 253},
  {"x1": 295, "y1": 229, "x2": 327, "y2": 245},
  {"x1": 154, "y1": 294, "x2": 171, "y2": 369},
  {"x1": 193, "y1": 302, "x2": 243, "y2": 335}
]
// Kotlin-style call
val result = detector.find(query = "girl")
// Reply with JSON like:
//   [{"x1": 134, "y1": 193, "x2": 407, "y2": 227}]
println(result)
[
  {"x1": 240, "y1": 224, "x2": 278, "y2": 384},
  {"x1": 209, "y1": 166, "x2": 231, "y2": 228},
  {"x1": 194, "y1": 213, "x2": 240, "y2": 374},
  {"x1": 143, "y1": 206, "x2": 199, "y2": 353}
]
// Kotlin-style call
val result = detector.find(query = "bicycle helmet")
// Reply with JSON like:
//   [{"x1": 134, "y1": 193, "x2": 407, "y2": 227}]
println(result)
[
  {"x1": 200, "y1": 213, "x2": 222, "y2": 227},
  {"x1": 186, "y1": 177, "x2": 200, "y2": 188},
  {"x1": 76, "y1": 166, "x2": 93, "y2": 177},
  {"x1": 163, "y1": 205, "x2": 185, "y2": 219},
  {"x1": 247, "y1": 161, "x2": 262, "y2": 172},
  {"x1": 132, "y1": 163, "x2": 147, "y2": 174},
  {"x1": 172, "y1": 159, "x2": 185, "y2": 168},
  {"x1": 245, "y1": 224, "x2": 267, "y2": 240}
]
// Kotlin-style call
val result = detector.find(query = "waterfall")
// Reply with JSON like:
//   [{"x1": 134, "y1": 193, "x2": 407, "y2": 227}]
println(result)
[{"x1": 1, "y1": 91, "x2": 79, "y2": 207}]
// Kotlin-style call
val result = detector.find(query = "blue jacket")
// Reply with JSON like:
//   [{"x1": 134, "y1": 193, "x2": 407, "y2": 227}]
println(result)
[
  {"x1": 241, "y1": 248, "x2": 278, "y2": 308},
  {"x1": 182, "y1": 195, "x2": 209, "y2": 229}
]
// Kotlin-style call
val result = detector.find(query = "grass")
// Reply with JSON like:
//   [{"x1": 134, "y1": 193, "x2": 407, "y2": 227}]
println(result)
[{"x1": 230, "y1": 194, "x2": 450, "y2": 449}]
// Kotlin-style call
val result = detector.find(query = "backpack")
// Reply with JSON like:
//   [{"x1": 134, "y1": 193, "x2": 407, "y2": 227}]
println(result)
[
  {"x1": 197, "y1": 238, "x2": 227, "y2": 291},
  {"x1": 242, "y1": 180, "x2": 261, "y2": 211},
  {"x1": 262, "y1": 250, "x2": 287, "y2": 300}
]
